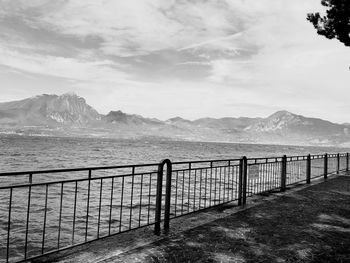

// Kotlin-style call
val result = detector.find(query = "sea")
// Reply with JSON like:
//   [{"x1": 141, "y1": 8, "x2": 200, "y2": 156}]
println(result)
[
  {"x1": 1, "y1": 135, "x2": 349, "y2": 262},
  {"x1": 1, "y1": 135, "x2": 349, "y2": 172}
]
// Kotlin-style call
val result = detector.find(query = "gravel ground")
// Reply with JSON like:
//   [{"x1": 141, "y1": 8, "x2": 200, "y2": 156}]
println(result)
[{"x1": 101, "y1": 176, "x2": 350, "y2": 263}]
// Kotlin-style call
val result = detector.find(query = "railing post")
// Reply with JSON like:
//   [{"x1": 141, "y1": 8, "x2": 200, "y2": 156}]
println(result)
[
  {"x1": 281, "y1": 155, "x2": 287, "y2": 191},
  {"x1": 238, "y1": 156, "x2": 247, "y2": 206},
  {"x1": 242, "y1": 156, "x2": 247, "y2": 205},
  {"x1": 324, "y1": 153, "x2": 328, "y2": 180},
  {"x1": 337, "y1": 153, "x2": 340, "y2": 174},
  {"x1": 306, "y1": 154, "x2": 311, "y2": 184},
  {"x1": 347, "y1": 153, "x2": 349, "y2": 172},
  {"x1": 163, "y1": 159, "x2": 172, "y2": 233},
  {"x1": 154, "y1": 161, "x2": 164, "y2": 235},
  {"x1": 238, "y1": 158, "x2": 243, "y2": 206}
]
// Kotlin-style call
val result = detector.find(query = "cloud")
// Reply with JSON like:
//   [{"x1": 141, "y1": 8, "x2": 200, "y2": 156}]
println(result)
[
  {"x1": 1, "y1": 0, "x2": 250, "y2": 56},
  {"x1": 0, "y1": 44, "x2": 130, "y2": 83},
  {"x1": 0, "y1": 0, "x2": 349, "y2": 122}
]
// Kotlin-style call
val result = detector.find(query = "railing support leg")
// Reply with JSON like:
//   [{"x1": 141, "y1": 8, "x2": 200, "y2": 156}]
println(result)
[
  {"x1": 346, "y1": 153, "x2": 349, "y2": 173},
  {"x1": 163, "y1": 159, "x2": 172, "y2": 234},
  {"x1": 306, "y1": 154, "x2": 311, "y2": 184},
  {"x1": 281, "y1": 155, "x2": 287, "y2": 191},
  {"x1": 238, "y1": 156, "x2": 247, "y2": 206},
  {"x1": 154, "y1": 161, "x2": 164, "y2": 235},
  {"x1": 324, "y1": 153, "x2": 328, "y2": 180},
  {"x1": 337, "y1": 153, "x2": 340, "y2": 174},
  {"x1": 242, "y1": 157, "x2": 247, "y2": 205}
]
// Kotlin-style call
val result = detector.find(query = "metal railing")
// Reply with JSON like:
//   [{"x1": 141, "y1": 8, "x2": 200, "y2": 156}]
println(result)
[{"x1": 0, "y1": 152, "x2": 349, "y2": 262}]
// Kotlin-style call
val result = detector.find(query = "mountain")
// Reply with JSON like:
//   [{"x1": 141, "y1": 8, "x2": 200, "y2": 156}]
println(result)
[
  {"x1": 244, "y1": 110, "x2": 349, "y2": 145},
  {"x1": 103, "y1": 110, "x2": 162, "y2": 126},
  {"x1": 0, "y1": 93, "x2": 100, "y2": 127},
  {"x1": 0, "y1": 93, "x2": 349, "y2": 147}
]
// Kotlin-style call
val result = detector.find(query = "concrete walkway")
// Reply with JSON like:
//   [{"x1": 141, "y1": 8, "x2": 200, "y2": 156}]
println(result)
[{"x1": 35, "y1": 175, "x2": 350, "y2": 263}]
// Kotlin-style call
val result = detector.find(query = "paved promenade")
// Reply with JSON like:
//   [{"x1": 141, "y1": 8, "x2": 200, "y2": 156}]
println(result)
[{"x1": 35, "y1": 175, "x2": 350, "y2": 263}]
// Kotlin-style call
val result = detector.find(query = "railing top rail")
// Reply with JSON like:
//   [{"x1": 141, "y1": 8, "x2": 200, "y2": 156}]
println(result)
[
  {"x1": 0, "y1": 162, "x2": 159, "y2": 177},
  {"x1": 172, "y1": 158, "x2": 241, "y2": 165}
]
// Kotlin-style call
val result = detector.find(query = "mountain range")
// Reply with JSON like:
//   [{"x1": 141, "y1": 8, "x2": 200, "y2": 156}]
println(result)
[{"x1": 0, "y1": 92, "x2": 349, "y2": 147}]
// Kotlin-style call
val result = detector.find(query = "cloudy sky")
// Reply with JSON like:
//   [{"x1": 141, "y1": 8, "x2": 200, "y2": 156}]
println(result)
[{"x1": 0, "y1": 0, "x2": 349, "y2": 122}]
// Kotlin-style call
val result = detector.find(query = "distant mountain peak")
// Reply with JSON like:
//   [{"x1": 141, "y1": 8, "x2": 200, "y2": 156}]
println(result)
[
  {"x1": 61, "y1": 91, "x2": 78, "y2": 97},
  {"x1": 268, "y1": 110, "x2": 295, "y2": 119},
  {"x1": 167, "y1": 116, "x2": 191, "y2": 123},
  {"x1": 0, "y1": 92, "x2": 100, "y2": 126}
]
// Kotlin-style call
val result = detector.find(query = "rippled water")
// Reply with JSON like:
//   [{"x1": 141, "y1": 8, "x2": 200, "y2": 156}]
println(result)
[
  {"x1": 0, "y1": 135, "x2": 349, "y2": 262},
  {"x1": 1, "y1": 135, "x2": 348, "y2": 172}
]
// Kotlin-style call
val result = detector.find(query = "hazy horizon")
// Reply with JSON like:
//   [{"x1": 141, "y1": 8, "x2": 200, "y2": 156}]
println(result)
[{"x1": 0, "y1": 0, "x2": 349, "y2": 123}]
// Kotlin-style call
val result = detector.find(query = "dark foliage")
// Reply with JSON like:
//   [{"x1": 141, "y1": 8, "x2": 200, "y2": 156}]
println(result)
[{"x1": 307, "y1": 0, "x2": 350, "y2": 46}]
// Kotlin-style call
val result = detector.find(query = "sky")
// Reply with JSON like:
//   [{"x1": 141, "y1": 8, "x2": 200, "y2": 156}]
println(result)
[{"x1": 0, "y1": 0, "x2": 349, "y2": 123}]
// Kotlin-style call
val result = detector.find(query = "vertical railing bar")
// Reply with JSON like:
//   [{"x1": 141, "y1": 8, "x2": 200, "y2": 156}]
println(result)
[
  {"x1": 199, "y1": 168, "x2": 202, "y2": 209},
  {"x1": 129, "y1": 167, "x2": 135, "y2": 230},
  {"x1": 42, "y1": 184, "x2": 49, "y2": 254},
  {"x1": 227, "y1": 162, "x2": 230, "y2": 200},
  {"x1": 218, "y1": 166, "x2": 222, "y2": 202},
  {"x1": 231, "y1": 165, "x2": 234, "y2": 199},
  {"x1": 337, "y1": 153, "x2": 340, "y2": 174},
  {"x1": 270, "y1": 162, "x2": 273, "y2": 188},
  {"x1": 182, "y1": 172, "x2": 186, "y2": 214},
  {"x1": 224, "y1": 166, "x2": 228, "y2": 200},
  {"x1": 256, "y1": 165, "x2": 259, "y2": 194},
  {"x1": 138, "y1": 174, "x2": 144, "y2": 228},
  {"x1": 154, "y1": 162, "x2": 163, "y2": 235},
  {"x1": 263, "y1": 163, "x2": 265, "y2": 192},
  {"x1": 229, "y1": 165, "x2": 233, "y2": 200},
  {"x1": 193, "y1": 169, "x2": 197, "y2": 211},
  {"x1": 257, "y1": 164, "x2": 260, "y2": 194},
  {"x1": 306, "y1": 154, "x2": 311, "y2": 184},
  {"x1": 234, "y1": 165, "x2": 237, "y2": 197},
  {"x1": 6, "y1": 187, "x2": 13, "y2": 263},
  {"x1": 281, "y1": 155, "x2": 286, "y2": 192},
  {"x1": 270, "y1": 162, "x2": 273, "y2": 190},
  {"x1": 210, "y1": 162, "x2": 213, "y2": 207},
  {"x1": 267, "y1": 163, "x2": 270, "y2": 190},
  {"x1": 164, "y1": 159, "x2": 172, "y2": 232},
  {"x1": 72, "y1": 181, "x2": 78, "y2": 245},
  {"x1": 97, "y1": 178, "x2": 103, "y2": 238},
  {"x1": 205, "y1": 168, "x2": 208, "y2": 208},
  {"x1": 174, "y1": 171, "x2": 178, "y2": 217},
  {"x1": 57, "y1": 182, "x2": 64, "y2": 249},
  {"x1": 187, "y1": 163, "x2": 191, "y2": 212},
  {"x1": 264, "y1": 163, "x2": 267, "y2": 192},
  {"x1": 214, "y1": 166, "x2": 218, "y2": 204},
  {"x1": 268, "y1": 163, "x2": 271, "y2": 190},
  {"x1": 263, "y1": 163, "x2": 266, "y2": 192},
  {"x1": 147, "y1": 174, "x2": 151, "y2": 225},
  {"x1": 119, "y1": 176, "x2": 125, "y2": 233},
  {"x1": 242, "y1": 157, "x2": 247, "y2": 205},
  {"x1": 274, "y1": 162, "x2": 276, "y2": 189},
  {"x1": 274, "y1": 161, "x2": 277, "y2": 188},
  {"x1": 24, "y1": 174, "x2": 32, "y2": 259},
  {"x1": 238, "y1": 158, "x2": 243, "y2": 206},
  {"x1": 85, "y1": 170, "x2": 92, "y2": 242},
  {"x1": 108, "y1": 177, "x2": 115, "y2": 235},
  {"x1": 273, "y1": 162, "x2": 276, "y2": 189},
  {"x1": 262, "y1": 163, "x2": 265, "y2": 192},
  {"x1": 255, "y1": 164, "x2": 258, "y2": 194},
  {"x1": 288, "y1": 161, "x2": 291, "y2": 185},
  {"x1": 223, "y1": 166, "x2": 226, "y2": 200}
]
